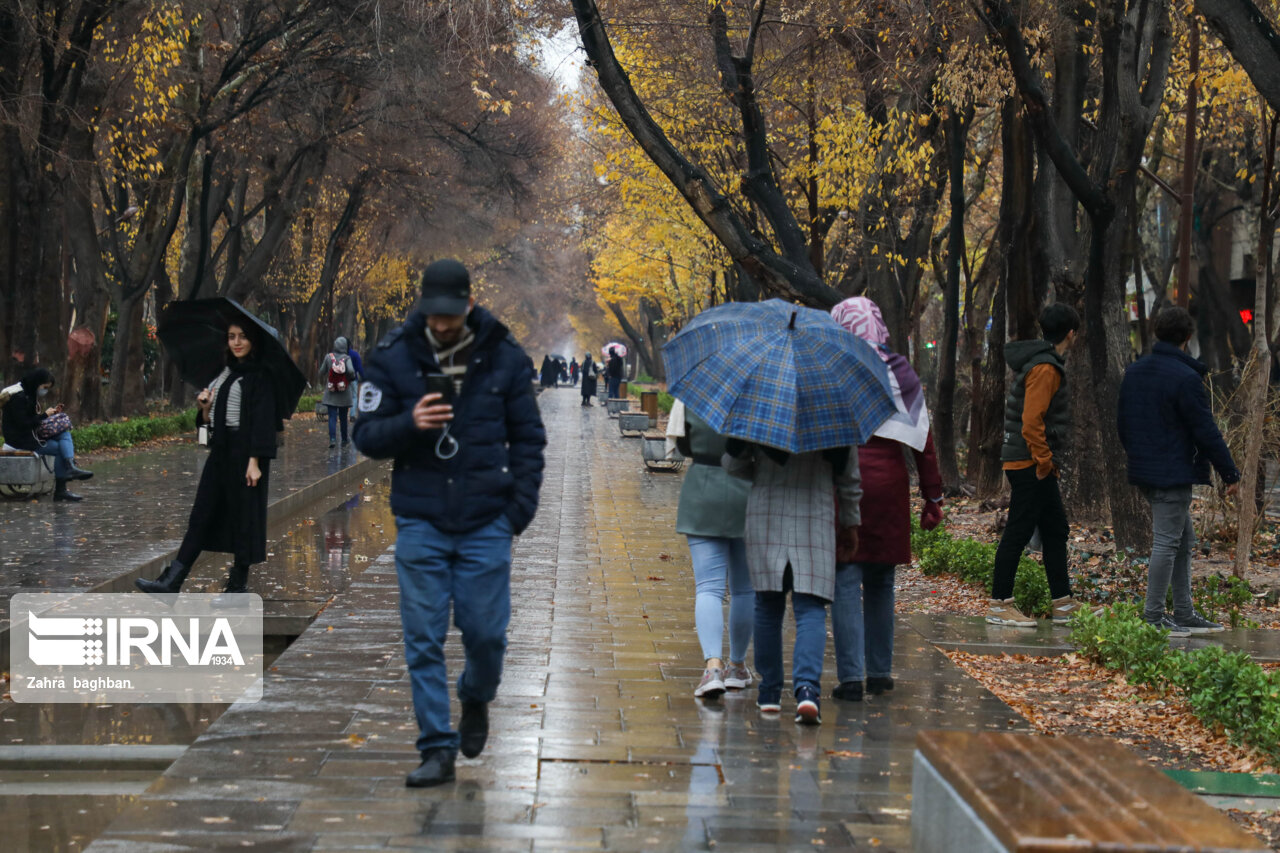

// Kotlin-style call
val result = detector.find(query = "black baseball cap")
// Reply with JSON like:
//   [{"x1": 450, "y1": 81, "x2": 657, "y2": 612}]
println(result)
[{"x1": 419, "y1": 259, "x2": 471, "y2": 315}]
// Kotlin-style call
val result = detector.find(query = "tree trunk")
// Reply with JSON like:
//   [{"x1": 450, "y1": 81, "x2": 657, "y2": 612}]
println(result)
[
  {"x1": 936, "y1": 109, "x2": 971, "y2": 492},
  {"x1": 105, "y1": 294, "x2": 147, "y2": 417}
]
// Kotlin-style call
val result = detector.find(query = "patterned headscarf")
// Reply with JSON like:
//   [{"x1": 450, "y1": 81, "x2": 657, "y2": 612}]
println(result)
[
  {"x1": 831, "y1": 296, "x2": 931, "y2": 451},
  {"x1": 830, "y1": 297, "x2": 891, "y2": 350}
]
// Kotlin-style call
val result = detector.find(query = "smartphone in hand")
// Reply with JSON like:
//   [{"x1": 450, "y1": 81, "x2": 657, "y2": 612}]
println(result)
[{"x1": 425, "y1": 374, "x2": 454, "y2": 404}]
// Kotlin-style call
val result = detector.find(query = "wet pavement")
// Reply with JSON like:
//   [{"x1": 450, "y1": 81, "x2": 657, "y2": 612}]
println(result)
[
  {"x1": 0, "y1": 417, "x2": 382, "y2": 631},
  {"x1": 85, "y1": 389, "x2": 1031, "y2": 852}
]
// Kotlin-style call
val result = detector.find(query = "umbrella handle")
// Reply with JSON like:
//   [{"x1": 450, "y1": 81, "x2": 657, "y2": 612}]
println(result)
[{"x1": 435, "y1": 423, "x2": 459, "y2": 461}]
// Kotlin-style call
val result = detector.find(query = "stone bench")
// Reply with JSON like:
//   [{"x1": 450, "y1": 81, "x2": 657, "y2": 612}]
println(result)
[
  {"x1": 0, "y1": 448, "x2": 56, "y2": 498},
  {"x1": 912, "y1": 730, "x2": 1268, "y2": 852},
  {"x1": 618, "y1": 411, "x2": 650, "y2": 437},
  {"x1": 640, "y1": 433, "x2": 684, "y2": 472},
  {"x1": 606, "y1": 397, "x2": 630, "y2": 417}
]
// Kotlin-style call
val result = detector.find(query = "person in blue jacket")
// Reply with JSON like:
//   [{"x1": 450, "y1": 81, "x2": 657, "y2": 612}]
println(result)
[
  {"x1": 353, "y1": 259, "x2": 546, "y2": 788},
  {"x1": 1118, "y1": 306, "x2": 1239, "y2": 637}
]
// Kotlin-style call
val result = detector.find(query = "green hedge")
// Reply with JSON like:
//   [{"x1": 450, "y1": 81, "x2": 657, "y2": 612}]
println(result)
[
  {"x1": 914, "y1": 515, "x2": 1052, "y2": 616},
  {"x1": 1069, "y1": 604, "x2": 1280, "y2": 762},
  {"x1": 4, "y1": 392, "x2": 322, "y2": 454},
  {"x1": 71, "y1": 408, "x2": 199, "y2": 452},
  {"x1": 656, "y1": 391, "x2": 674, "y2": 414}
]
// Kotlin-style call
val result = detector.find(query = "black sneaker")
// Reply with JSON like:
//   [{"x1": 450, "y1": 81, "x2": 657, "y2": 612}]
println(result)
[
  {"x1": 1173, "y1": 612, "x2": 1226, "y2": 634},
  {"x1": 832, "y1": 681, "x2": 863, "y2": 702},
  {"x1": 1146, "y1": 613, "x2": 1191, "y2": 638},
  {"x1": 794, "y1": 685, "x2": 821, "y2": 725},
  {"x1": 865, "y1": 676, "x2": 894, "y2": 695},
  {"x1": 458, "y1": 701, "x2": 489, "y2": 759},
  {"x1": 406, "y1": 748, "x2": 456, "y2": 788}
]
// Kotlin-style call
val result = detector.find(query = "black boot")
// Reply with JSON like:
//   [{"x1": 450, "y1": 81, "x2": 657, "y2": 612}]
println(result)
[
  {"x1": 458, "y1": 701, "x2": 489, "y2": 758},
  {"x1": 213, "y1": 563, "x2": 251, "y2": 607},
  {"x1": 135, "y1": 560, "x2": 190, "y2": 594},
  {"x1": 53, "y1": 479, "x2": 83, "y2": 502},
  {"x1": 66, "y1": 461, "x2": 94, "y2": 481},
  {"x1": 406, "y1": 748, "x2": 456, "y2": 788}
]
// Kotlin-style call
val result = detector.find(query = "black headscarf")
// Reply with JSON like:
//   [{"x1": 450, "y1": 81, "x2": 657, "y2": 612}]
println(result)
[{"x1": 19, "y1": 367, "x2": 54, "y2": 397}]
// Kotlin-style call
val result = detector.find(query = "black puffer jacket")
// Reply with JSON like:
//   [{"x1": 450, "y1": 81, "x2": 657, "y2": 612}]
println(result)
[{"x1": 352, "y1": 306, "x2": 546, "y2": 534}]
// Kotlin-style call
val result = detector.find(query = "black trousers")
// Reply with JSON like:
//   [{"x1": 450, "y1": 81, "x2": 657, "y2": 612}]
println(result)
[{"x1": 991, "y1": 467, "x2": 1071, "y2": 600}]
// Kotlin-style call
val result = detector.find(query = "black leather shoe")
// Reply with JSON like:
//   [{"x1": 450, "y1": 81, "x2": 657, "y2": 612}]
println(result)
[
  {"x1": 135, "y1": 561, "x2": 190, "y2": 595},
  {"x1": 406, "y1": 748, "x2": 455, "y2": 788},
  {"x1": 832, "y1": 681, "x2": 863, "y2": 702},
  {"x1": 67, "y1": 463, "x2": 94, "y2": 481},
  {"x1": 865, "y1": 677, "x2": 894, "y2": 695},
  {"x1": 53, "y1": 480, "x2": 83, "y2": 501},
  {"x1": 458, "y1": 701, "x2": 489, "y2": 759}
]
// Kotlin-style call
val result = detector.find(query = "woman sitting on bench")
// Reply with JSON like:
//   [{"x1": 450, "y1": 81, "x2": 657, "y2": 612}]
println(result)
[{"x1": 1, "y1": 367, "x2": 93, "y2": 501}]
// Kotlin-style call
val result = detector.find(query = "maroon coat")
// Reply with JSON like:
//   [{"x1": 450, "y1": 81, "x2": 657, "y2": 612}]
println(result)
[{"x1": 843, "y1": 433, "x2": 942, "y2": 565}]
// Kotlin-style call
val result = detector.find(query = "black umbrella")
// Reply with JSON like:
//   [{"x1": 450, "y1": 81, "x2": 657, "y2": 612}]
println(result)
[{"x1": 157, "y1": 298, "x2": 307, "y2": 424}]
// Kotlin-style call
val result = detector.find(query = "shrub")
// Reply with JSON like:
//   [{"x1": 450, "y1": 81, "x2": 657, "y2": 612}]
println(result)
[
  {"x1": 909, "y1": 512, "x2": 948, "y2": 557},
  {"x1": 1013, "y1": 557, "x2": 1052, "y2": 616},
  {"x1": 1192, "y1": 574, "x2": 1257, "y2": 629},
  {"x1": 656, "y1": 391, "x2": 674, "y2": 414},
  {"x1": 1174, "y1": 645, "x2": 1280, "y2": 759},
  {"x1": 296, "y1": 393, "x2": 322, "y2": 414},
  {"x1": 70, "y1": 408, "x2": 199, "y2": 452},
  {"x1": 1066, "y1": 603, "x2": 1173, "y2": 689}
]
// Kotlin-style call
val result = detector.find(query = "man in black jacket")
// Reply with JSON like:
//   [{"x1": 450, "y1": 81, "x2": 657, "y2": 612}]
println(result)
[
  {"x1": 1118, "y1": 306, "x2": 1238, "y2": 636},
  {"x1": 353, "y1": 259, "x2": 546, "y2": 788}
]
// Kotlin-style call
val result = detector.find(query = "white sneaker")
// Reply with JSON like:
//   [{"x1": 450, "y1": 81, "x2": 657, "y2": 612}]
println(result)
[
  {"x1": 985, "y1": 598, "x2": 1037, "y2": 627},
  {"x1": 723, "y1": 662, "x2": 753, "y2": 689},
  {"x1": 694, "y1": 667, "x2": 725, "y2": 699}
]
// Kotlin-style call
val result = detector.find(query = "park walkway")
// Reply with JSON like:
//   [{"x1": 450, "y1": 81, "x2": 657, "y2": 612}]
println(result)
[{"x1": 86, "y1": 389, "x2": 1029, "y2": 852}]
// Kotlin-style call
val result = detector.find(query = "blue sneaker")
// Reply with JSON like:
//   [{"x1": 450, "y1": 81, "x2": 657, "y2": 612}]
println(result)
[
  {"x1": 757, "y1": 687, "x2": 781, "y2": 713},
  {"x1": 794, "y1": 685, "x2": 821, "y2": 725}
]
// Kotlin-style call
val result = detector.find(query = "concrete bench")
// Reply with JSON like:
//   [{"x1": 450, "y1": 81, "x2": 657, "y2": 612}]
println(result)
[
  {"x1": 618, "y1": 411, "x2": 650, "y2": 437},
  {"x1": 606, "y1": 397, "x2": 630, "y2": 417},
  {"x1": 912, "y1": 730, "x2": 1267, "y2": 852},
  {"x1": 640, "y1": 433, "x2": 684, "y2": 472},
  {"x1": 0, "y1": 449, "x2": 56, "y2": 498}
]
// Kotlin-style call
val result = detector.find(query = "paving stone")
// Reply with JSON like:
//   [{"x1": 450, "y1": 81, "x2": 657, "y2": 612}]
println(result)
[{"x1": 85, "y1": 391, "x2": 1041, "y2": 851}]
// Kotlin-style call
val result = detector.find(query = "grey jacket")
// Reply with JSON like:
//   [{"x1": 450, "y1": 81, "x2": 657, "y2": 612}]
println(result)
[
  {"x1": 320, "y1": 337, "x2": 356, "y2": 407},
  {"x1": 724, "y1": 446, "x2": 861, "y2": 601}
]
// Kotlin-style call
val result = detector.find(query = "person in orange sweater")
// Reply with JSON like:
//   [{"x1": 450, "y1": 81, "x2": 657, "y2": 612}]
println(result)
[{"x1": 986, "y1": 304, "x2": 1090, "y2": 627}]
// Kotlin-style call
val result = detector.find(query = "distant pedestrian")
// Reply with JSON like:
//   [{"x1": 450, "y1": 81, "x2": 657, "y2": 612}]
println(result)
[
  {"x1": 1, "y1": 367, "x2": 94, "y2": 501},
  {"x1": 569, "y1": 358, "x2": 579, "y2": 386},
  {"x1": 353, "y1": 259, "x2": 546, "y2": 789},
  {"x1": 606, "y1": 350, "x2": 624, "y2": 399},
  {"x1": 539, "y1": 355, "x2": 557, "y2": 389},
  {"x1": 347, "y1": 344, "x2": 365, "y2": 419},
  {"x1": 667, "y1": 400, "x2": 754, "y2": 701},
  {"x1": 135, "y1": 321, "x2": 277, "y2": 597},
  {"x1": 580, "y1": 353, "x2": 598, "y2": 406},
  {"x1": 724, "y1": 440, "x2": 861, "y2": 726},
  {"x1": 986, "y1": 303, "x2": 1089, "y2": 627},
  {"x1": 319, "y1": 338, "x2": 356, "y2": 448},
  {"x1": 1118, "y1": 306, "x2": 1237, "y2": 636},
  {"x1": 829, "y1": 297, "x2": 943, "y2": 701}
]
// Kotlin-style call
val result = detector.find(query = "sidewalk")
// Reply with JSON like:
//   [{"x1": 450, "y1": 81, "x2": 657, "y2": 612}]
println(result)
[
  {"x1": 87, "y1": 389, "x2": 1029, "y2": 852},
  {"x1": 0, "y1": 417, "x2": 380, "y2": 625}
]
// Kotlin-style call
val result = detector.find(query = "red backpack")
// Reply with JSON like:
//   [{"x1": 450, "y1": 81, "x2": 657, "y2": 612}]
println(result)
[{"x1": 327, "y1": 354, "x2": 348, "y2": 392}]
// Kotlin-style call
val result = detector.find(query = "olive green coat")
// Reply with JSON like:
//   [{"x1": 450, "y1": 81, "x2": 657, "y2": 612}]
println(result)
[{"x1": 675, "y1": 412, "x2": 748, "y2": 539}]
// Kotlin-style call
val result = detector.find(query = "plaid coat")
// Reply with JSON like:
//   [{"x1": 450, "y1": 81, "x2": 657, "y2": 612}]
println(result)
[{"x1": 724, "y1": 447, "x2": 862, "y2": 601}]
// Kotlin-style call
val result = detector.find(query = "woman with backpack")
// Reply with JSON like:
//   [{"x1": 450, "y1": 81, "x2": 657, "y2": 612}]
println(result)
[{"x1": 319, "y1": 337, "x2": 356, "y2": 448}]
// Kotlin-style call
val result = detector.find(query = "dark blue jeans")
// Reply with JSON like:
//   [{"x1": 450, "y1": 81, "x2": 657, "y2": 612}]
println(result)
[
  {"x1": 753, "y1": 569, "x2": 826, "y2": 703},
  {"x1": 607, "y1": 376, "x2": 621, "y2": 399},
  {"x1": 832, "y1": 562, "x2": 896, "y2": 682},
  {"x1": 327, "y1": 405, "x2": 349, "y2": 443},
  {"x1": 394, "y1": 514, "x2": 513, "y2": 755}
]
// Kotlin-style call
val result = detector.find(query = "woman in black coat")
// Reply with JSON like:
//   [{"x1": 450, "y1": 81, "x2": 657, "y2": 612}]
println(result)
[
  {"x1": 580, "y1": 353, "x2": 599, "y2": 407},
  {"x1": 1, "y1": 367, "x2": 93, "y2": 501},
  {"x1": 136, "y1": 322, "x2": 277, "y2": 596}
]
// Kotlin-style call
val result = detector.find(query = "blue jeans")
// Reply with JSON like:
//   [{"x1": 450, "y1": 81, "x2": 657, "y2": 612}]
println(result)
[
  {"x1": 37, "y1": 432, "x2": 74, "y2": 478},
  {"x1": 753, "y1": 569, "x2": 826, "y2": 702},
  {"x1": 607, "y1": 376, "x2": 621, "y2": 398},
  {"x1": 394, "y1": 514, "x2": 513, "y2": 755},
  {"x1": 327, "y1": 405, "x2": 349, "y2": 443},
  {"x1": 687, "y1": 536, "x2": 753, "y2": 663},
  {"x1": 832, "y1": 562, "x2": 896, "y2": 682}
]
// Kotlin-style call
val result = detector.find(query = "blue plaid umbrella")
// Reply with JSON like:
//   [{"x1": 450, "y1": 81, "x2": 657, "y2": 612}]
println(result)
[{"x1": 662, "y1": 299, "x2": 898, "y2": 454}]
